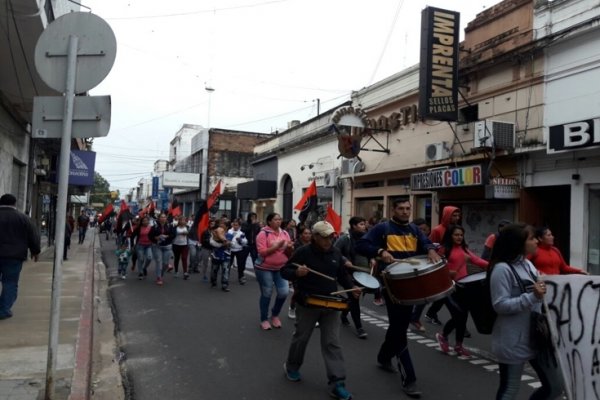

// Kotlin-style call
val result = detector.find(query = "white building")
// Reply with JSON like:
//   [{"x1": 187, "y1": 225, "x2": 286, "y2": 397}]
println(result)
[{"x1": 529, "y1": 0, "x2": 600, "y2": 273}]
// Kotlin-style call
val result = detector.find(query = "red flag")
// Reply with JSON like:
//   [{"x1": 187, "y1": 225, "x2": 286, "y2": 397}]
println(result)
[
  {"x1": 196, "y1": 181, "x2": 222, "y2": 242},
  {"x1": 294, "y1": 180, "x2": 317, "y2": 223},
  {"x1": 117, "y1": 200, "x2": 128, "y2": 217},
  {"x1": 167, "y1": 200, "x2": 182, "y2": 217},
  {"x1": 207, "y1": 180, "x2": 222, "y2": 209},
  {"x1": 325, "y1": 203, "x2": 342, "y2": 234},
  {"x1": 97, "y1": 203, "x2": 114, "y2": 224},
  {"x1": 170, "y1": 205, "x2": 182, "y2": 217}
]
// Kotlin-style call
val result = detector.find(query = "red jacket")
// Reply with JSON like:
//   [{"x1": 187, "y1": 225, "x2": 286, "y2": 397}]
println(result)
[
  {"x1": 529, "y1": 245, "x2": 584, "y2": 275},
  {"x1": 429, "y1": 206, "x2": 460, "y2": 244}
]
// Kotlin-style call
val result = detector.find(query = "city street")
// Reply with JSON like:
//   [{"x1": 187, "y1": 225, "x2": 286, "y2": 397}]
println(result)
[{"x1": 100, "y1": 236, "x2": 538, "y2": 400}]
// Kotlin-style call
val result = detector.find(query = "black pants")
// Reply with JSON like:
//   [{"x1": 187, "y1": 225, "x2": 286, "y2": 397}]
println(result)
[
  {"x1": 229, "y1": 248, "x2": 250, "y2": 280},
  {"x1": 341, "y1": 295, "x2": 362, "y2": 329},
  {"x1": 378, "y1": 291, "x2": 416, "y2": 385},
  {"x1": 442, "y1": 288, "x2": 469, "y2": 344}
]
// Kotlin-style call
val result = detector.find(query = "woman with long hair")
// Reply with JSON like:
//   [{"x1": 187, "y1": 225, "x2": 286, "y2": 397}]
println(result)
[
  {"x1": 172, "y1": 216, "x2": 191, "y2": 279},
  {"x1": 489, "y1": 223, "x2": 563, "y2": 399},
  {"x1": 255, "y1": 213, "x2": 293, "y2": 330},
  {"x1": 435, "y1": 225, "x2": 488, "y2": 356},
  {"x1": 131, "y1": 216, "x2": 153, "y2": 280}
]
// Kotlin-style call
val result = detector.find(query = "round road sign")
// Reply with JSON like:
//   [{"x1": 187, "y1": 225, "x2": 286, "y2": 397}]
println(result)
[{"x1": 34, "y1": 12, "x2": 117, "y2": 93}]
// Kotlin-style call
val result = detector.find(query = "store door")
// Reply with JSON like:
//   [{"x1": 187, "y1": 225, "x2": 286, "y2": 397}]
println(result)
[{"x1": 521, "y1": 185, "x2": 571, "y2": 262}]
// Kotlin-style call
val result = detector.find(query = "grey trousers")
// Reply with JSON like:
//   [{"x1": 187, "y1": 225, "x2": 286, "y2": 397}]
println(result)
[{"x1": 286, "y1": 303, "x2": 346, "y2": 383}]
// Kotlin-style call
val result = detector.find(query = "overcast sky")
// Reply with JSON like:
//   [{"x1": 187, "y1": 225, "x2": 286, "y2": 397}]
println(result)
[{"x1": 81, "y1": 0, "x2": 491, "y2": 193}]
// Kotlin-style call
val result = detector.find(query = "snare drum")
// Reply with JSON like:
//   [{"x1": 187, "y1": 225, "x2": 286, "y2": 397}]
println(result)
[
  {"x1": 353, "y1": 271, "x2": 380, "y2": 291},
  {"x1": 381, "y1": 256, "x2": 454, "y2": 305},
  {"x1": 304, "y1": 294, "x2": 350, "y2": 311}
]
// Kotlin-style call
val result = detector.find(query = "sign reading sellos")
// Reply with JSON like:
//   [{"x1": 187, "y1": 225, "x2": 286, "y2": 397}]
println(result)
[
  {"x1": 485, "y1": 177, "x2": 520, "y2": 199},
  {"x1": 411, "y1": 165, "x2": 482, "y2": 190},
  {"x1": 418, "y1": 7, "x2": 460, "y2": 122}
]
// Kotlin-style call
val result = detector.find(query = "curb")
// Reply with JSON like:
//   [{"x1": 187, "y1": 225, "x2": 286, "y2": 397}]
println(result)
[{"x1": 67, "y1": 231, "x2": 97, "y2": 400}]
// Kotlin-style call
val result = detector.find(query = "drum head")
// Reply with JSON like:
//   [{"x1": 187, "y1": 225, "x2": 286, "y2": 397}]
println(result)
[
  {"x1": 384, "y1": 257, "x2": 444, "y2": 278},
  {"x1": 353, "y1": 271, "x2": 380, "y2": 290},
  {"x1": 457, "y1": 272, "x2": 486, "y2": 284}
]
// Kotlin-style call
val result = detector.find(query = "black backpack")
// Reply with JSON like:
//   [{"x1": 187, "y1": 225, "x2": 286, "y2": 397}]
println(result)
[{"x1": 471, "y1": 262, "x2": 521, "y2": 335}]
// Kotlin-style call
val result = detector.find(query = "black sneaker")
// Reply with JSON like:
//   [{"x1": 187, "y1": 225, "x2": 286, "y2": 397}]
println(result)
[
  {"x1": 143, "y1": 268, "x2": 148, "y2": 276},
  {"x1": 376, "y1": 357, "x2": 398, "y2": 373},
  {"x1": 340, "y1": 315, "x2": 350, "y2": 326},
  {"x1": 355, "y1": 328, "x2": 368, "y2": 339},
  {"x1": 222, "y1": 286, "x2": 230, "y2": 292},
  {"x1": 183, "y1": 272, "x2": 190, "y2": 280},
  {"x1": 402, "y1": 381, "x2": 422, "y2": 398},
  {"x1": 138, "y1": 273, "x2": 144, "y2": 280},
  {"x1": 464, "y1": 329, "x2": 472, "y2": 338},
  {"x1": 425, "y1": 314, "x2": 442, "y2": 325}
]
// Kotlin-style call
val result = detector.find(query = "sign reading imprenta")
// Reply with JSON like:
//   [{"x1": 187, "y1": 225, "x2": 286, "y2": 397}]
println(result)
[{"x1": 418, "y1": 7, "x2": 460, "y2": 122}]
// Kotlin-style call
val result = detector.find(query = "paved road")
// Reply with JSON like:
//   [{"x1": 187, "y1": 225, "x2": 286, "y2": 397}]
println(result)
[{"x1": 100, "y1": 236, "x2": 539, "y2": 400}]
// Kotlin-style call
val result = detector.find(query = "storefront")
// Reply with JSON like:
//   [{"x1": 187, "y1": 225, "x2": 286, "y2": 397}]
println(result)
[{"x1": 411, "y1": 163, "x2": 518, "y2": 254}]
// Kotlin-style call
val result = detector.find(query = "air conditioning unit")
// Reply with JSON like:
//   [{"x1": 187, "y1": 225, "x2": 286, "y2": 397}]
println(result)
[
  {"x1": 425, "y1": 142, "x2": 451, "y2": 161},
  {"x1": 341, "y1": 159, "x2": 365, "y2": 175},
  {"x1": 474, "y1": 120, "x2": 515, "y2": 149},
  {"x1": 323, "y1": 170, "x2": 339, "y2": 188}
]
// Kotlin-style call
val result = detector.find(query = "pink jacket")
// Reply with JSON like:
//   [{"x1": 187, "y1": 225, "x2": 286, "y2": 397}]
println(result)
[
  {"x1": 256, "y1": 227, "x2": 292, "y2": 271},
  {"x1": 446, "y1": 244, "x2": 488, "y2": 282}
]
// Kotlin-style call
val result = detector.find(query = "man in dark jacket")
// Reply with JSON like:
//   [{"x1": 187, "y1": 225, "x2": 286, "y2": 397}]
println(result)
[
  {"x1": 281, "y1": 221, "x2": 359, "y2": 400},
  {"x1": 0, "y1": 194, "x2": 41, "y2": 319}
]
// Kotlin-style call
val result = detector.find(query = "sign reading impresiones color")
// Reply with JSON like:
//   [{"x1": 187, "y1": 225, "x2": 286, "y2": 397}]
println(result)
[
  {"x1": 418, "y1": 7, "x2": 460, "y2": 122},
  {"x1": 411, "y1": 165, "x2": 482, "y2": 190}
]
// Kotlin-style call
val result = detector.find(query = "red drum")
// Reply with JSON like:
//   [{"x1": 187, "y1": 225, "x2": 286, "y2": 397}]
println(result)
[{"x1": 381, "y1": 256, "x2": 454, "y2": 305}]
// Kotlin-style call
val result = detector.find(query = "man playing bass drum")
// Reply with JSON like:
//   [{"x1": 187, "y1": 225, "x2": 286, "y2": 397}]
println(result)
[
  {"x1": 281, "y1": 221, "x2": 360, "y2": 400},
  {"x1": 356, "y1": 199, "x2": 441, "y2": 398}
]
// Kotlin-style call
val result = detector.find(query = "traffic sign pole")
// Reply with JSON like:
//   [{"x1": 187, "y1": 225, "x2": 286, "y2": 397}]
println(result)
[{"x1": 45, "y1": 34, "x2": 79, "y2": 400}]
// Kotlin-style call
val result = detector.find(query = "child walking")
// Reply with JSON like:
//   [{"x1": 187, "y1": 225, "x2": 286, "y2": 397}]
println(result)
[{"x1": 116, "y1": 243, "x2": 131, "y2": 280}]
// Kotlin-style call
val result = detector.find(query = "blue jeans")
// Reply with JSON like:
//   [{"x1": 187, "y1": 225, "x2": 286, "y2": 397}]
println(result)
[
  {"x1": 78, "y1": 227, "x2": 87, "y2": 243},
  {"x1": 255, "y1": 268, "x2": 289, "y2": 322},
  {"x1": 497, "y1": 357, "x2": 563, "y2": 400},
  {"x1": 136, "y1": 244, "x2": 153, "y2": 274},
  {"x1": 152, "y1": 245, "x2": 172, "y2": 278},
  {"x1": 0, "y1": 259, "x2": 24, "y2": 318}
]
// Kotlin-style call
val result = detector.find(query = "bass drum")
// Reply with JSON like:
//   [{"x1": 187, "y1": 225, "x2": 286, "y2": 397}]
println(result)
[{"x1": 382, "y1": 255, "x2": 453, "y2": 305}]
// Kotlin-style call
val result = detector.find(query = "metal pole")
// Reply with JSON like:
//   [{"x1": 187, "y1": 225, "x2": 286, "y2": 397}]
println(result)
[{"x1": 45, "y1": 34, "x2": 78, "y2": 400}]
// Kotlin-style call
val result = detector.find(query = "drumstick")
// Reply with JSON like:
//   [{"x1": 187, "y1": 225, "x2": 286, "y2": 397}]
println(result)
[
  {"x1": 346, "y1": 264, "x2": 371, "y2": 273},
  {"x1": 330, "y1": 288, "x2": 358, "y2": 295},
  {"x1": 291, "y1": 263, "x2": 336, "y2": 281}
]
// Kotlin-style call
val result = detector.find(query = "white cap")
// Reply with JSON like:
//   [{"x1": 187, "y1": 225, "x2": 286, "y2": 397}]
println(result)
[{"x1": 312, "y1": 221, "x2": 335, "y2": 237}]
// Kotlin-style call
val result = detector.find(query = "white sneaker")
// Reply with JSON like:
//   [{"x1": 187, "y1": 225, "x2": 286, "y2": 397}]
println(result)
[
  {"x1": 121, "y1": 275, "x2": 126, "y2": 280},
  {"x1": 288, "y1": 307, "x2": 296, "y2": 319}
]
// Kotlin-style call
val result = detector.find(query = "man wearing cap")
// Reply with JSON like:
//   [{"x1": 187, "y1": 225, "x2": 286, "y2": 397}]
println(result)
[
  {"x1": 0, "y1": 194, "x2": 41, "y2": 320},
  {"x1": 281, "y1": 221, "x2": 359, "y2": 400}
]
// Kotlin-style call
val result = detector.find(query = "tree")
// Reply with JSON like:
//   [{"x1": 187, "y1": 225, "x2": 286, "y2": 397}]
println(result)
[{"x1": 90, "y1": 172, "x2": 113, "y2": 206}]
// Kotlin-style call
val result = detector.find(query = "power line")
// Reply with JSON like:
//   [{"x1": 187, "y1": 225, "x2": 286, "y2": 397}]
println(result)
[
  {"x1": 368, "y1": 0, "x2": 404, "y2": 86},
  {"x1": 104, "y1": 0, "x2": 289, "y2": 21}
]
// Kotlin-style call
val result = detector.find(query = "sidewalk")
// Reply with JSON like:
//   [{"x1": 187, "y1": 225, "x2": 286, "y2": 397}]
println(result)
[{"x1": 0, "y1": 229, "x2": 96, "y2": 400}]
